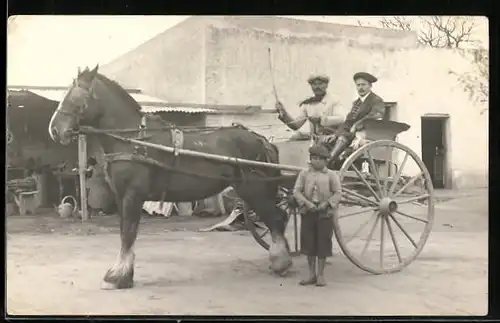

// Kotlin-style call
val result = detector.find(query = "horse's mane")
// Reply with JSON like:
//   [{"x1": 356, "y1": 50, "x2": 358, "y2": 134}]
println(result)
[
  {"x1": 94, "y1": 73, "x2": 174, "y2": 127},
  {"x1": 94, "y1": 73, "x2": 143, "y2": 114}
]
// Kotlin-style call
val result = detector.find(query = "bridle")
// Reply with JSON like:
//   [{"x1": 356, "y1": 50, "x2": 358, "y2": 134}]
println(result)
[{"x1": 55, "y1": 77, "x2": 99, "y2": 127}]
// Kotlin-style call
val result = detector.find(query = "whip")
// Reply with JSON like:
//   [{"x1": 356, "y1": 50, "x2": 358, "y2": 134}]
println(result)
[{"x1": 267, "y1": 47, "x2": 280, "y2": 103}]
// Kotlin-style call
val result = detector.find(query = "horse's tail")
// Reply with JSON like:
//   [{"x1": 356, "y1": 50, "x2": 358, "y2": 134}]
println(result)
[
  {"x1": 255, "y1": 134, "x2": 281, "y2": 177},
  {"x1": 232, "y1": 122, "x2": 280, "y2": 166}
]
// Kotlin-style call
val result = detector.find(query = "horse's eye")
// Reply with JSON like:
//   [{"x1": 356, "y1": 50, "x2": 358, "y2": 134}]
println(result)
[{"x1": 78, "y1": 104, "x2": 86, "y2": 112}]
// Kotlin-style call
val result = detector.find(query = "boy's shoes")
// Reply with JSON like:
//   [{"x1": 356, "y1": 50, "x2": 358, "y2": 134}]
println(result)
[
  {"x1": 316, "y1": 276, "x2": 327, "y2": 287},
  {"x1": 299, "y1": 276, "x2": 317, "y2": 285}
]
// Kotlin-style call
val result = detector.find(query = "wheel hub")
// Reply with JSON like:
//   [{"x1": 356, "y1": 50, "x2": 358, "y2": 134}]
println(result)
[{"x1": 379, "y1": 197, "x2": 398, "y2": 215}]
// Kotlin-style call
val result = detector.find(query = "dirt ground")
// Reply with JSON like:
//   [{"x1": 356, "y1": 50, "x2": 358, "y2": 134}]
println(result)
[{"x1": 6, "y1": 191, "x2": 488, "y2": 316}]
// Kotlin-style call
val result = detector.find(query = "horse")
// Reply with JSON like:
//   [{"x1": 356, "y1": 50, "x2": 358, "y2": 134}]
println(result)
[{"x1": 47, "y1": 65, "x2": 293, "y2": 289}]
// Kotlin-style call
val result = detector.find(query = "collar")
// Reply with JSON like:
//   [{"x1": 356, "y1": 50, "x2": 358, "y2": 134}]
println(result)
[
  {"x1": 314, "y1": 93, "x2": 330, "y2": 105},
  {"x1": 320, "y1": 93, "x2": 329, "y2": 104},
  {"x1": 359, "y1": 91, "x2": 371, "y2": 102},
  {"x1": 308, "y1": 165, "x2": 328, "y2": 173},
  {"x1": 314, "y1": 93, "x2": 331, "y2": 104}
]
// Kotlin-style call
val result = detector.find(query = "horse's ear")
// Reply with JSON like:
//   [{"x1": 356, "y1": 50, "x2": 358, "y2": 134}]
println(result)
[{"x1": 91, "y1": 64, "x2": 99, "y2": 76}]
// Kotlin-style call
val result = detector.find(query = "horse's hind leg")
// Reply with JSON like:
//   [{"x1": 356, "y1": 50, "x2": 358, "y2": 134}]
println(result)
[
  {"x1": 235, "y1": 183, "x2": 293, "y2": 276},
  {"x1": 101, "y1": 187, "x2": 145, "y2": 290}
]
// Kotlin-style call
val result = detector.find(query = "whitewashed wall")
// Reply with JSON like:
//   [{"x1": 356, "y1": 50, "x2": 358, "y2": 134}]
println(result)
[{"x1": 204, "y1": 27, "x2": 488, "y2": 188}]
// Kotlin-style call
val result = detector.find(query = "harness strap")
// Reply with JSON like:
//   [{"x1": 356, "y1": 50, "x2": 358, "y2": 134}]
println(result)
[
  {"x1": 103, "y1": 152, "x2": 291, "y2": 183},
  {"x1": 159, "y1": 127, "x2": 185, "y2": 209},
  {"x1": 172, "y1": 128, "x2": 184, "y2": 157}
]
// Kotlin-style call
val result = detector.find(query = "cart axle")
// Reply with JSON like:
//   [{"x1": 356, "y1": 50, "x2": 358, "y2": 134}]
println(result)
[{"x1": 379, "y1": 197, "x2": 398, "y2": 215}]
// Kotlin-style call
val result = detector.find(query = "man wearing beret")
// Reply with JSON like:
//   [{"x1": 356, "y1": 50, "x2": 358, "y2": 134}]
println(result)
[
  {"x1": 275, "y1": 74, "x2": 344, "y2": 146},
  {"x1": 322, "y1": 72, "x2": 386, "y2": 165},
  {"x1": 293, "y1": 144, "x2": 342, "y2": 287}
]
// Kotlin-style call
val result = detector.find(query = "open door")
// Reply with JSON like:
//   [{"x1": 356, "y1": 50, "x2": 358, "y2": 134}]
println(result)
[{"x1": 421, "y1": 115, "x2": 449, "y2": 189}]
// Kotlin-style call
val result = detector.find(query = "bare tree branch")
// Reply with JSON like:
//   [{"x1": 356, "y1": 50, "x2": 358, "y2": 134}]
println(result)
[
  {"x1": 357, "y1": 16, "x2": 487, "y2": 113},
  {"x1": 358, "y1": 16, "x2": 477, "y2": 49},
  {"x1": 379, "y1": 16, "x2": 413, "y2": 31},
  {"x1": 452, "y1": 47, "x2": 489, "y2": 107}
]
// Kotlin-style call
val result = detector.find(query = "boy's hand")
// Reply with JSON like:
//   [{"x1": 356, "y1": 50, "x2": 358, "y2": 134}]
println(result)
[
  {"x1": 317, "y1": 202, "x2": 329, "y2": 211},
  {"x1": 306, "y1": 202, "x2": 317, "y2": 211}
]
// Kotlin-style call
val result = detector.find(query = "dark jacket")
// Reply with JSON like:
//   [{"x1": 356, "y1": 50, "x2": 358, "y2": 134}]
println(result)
[{"x1": 336, "y1": 92, "x2": 385, "y2": 137}]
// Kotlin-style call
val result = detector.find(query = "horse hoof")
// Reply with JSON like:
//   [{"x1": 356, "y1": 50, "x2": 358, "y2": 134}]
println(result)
[
  {"x1": 271, "y1": 259, "x2": 293, "y2": 276},
  {"x1": 101, "y1": 281, "x2": 119, "y2": 290},
  {"x1": 276, "y1": 268, "x2": 290, "y2": 277},
  {"x1": 100, "y1": 280, "x2": 134, "y2": 290}
]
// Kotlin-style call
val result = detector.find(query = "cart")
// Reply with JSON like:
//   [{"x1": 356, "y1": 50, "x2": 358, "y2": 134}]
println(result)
[
  {"x1": 243, "y1": 119, "x2": 435, "y2": 275},
  {"x1": 82, "y1": 118, "x2": 434, "y2": 275}
]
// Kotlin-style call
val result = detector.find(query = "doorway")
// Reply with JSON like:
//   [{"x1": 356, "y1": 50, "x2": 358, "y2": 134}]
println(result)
[{"x1": 421, "y1": 115, "x2": 449, "y2": 189}]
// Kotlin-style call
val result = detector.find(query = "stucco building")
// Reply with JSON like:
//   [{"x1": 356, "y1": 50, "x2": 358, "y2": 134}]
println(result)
[{"x1": 101, "y1": 16, "x2": 488, "y2": 189}]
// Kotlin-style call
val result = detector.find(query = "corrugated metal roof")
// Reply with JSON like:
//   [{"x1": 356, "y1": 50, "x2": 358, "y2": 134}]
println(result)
[
  {"x1": 7, "y1": 87, "x2": 214, "y2": 114},
  {"x1": 141, "y1": 106, "x2": 217, "y2": 114}
]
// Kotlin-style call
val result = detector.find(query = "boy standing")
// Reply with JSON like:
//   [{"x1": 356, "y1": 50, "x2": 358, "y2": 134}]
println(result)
[{"x1": 293, "y1": 144, "x2": 342, "y2": 287}]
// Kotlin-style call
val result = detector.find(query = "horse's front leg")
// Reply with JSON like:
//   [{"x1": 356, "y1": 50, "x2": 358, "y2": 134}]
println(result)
[{"x1": 101, "y1": 188, "x2": 145, "y2": 290}]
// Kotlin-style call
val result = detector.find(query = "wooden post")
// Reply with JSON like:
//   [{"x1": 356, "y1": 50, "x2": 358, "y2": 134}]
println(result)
[{"x1": 78, "y1": 134, "x2": 88, "y2": 221}]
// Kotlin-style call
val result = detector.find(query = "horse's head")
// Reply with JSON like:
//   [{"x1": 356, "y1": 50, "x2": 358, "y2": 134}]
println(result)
[{"x1": 48, "y1": 65, "x2": 102, "y2": 145}]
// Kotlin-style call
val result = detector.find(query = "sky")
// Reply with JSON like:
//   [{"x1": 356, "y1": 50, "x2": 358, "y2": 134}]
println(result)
[{"x1": 7, "y1": 15, "x2": 489, "y2": 86}]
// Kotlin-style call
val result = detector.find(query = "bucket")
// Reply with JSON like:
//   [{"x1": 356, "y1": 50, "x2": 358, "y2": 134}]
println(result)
[
  {"x1": 58, "y1": 195, "x2": 78, "y2": 218},
  {"x1": 175, "y1": 202, "x2": 197, "y2": 217}
]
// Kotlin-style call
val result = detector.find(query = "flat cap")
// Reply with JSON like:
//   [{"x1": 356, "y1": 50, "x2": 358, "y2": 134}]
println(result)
[
  {"x1": 307, "y1": 74, "x2": 330, "y2": 84},
  {"x1": 353, "y1": 72, "x2": 378, "y2": 83},
  {"x1": 308, "y1": 144, "x2": 330, "y2": 159}
]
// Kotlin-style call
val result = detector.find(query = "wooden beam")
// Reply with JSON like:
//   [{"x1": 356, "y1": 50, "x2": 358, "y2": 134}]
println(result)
[
  {"x1": 101, "y1": 131, "x2": 305, "y2": 173},
  {"x1": 78, "y1": 134, "x2": 89, "y2": 221}
]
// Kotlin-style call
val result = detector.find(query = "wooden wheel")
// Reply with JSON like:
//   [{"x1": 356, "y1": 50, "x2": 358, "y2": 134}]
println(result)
[
  {"x1": 334, "y1": 140, "x2": 435, "y2": 274},
  {"x1": 244, "y1": 186, "x2": 300, "y2": 255}
]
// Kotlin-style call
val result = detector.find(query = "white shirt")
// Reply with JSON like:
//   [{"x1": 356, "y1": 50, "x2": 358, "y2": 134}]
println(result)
[
  {"x1": 358, "y1": 91, "x2": 371, "y2": 102},
  {"x1": 296, "y1": 93, "x2": 343, "y2": 137}
]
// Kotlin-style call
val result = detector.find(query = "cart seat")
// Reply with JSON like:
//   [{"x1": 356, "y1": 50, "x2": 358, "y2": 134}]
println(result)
[{"x1": 351, "y1": 119, "x2": 410, "y2": 149}]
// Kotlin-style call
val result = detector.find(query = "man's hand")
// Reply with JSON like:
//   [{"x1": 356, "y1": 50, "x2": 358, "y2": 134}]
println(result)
[
  {"x1": 308, "y1": 116, "x2": 321, "y2": 125},
  {"x1": 350, "y1": 120, "x2": 365, "y2": 133},
  {"x1": 320, "y1": 134, "x2": 337, "y2": 145},
  {"x1": 275, "y1": 101, "x2": 286, "y2": 117}
]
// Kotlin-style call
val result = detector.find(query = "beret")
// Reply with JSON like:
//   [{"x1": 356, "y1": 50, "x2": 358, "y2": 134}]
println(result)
[
  {"x1": 307, "y1": 74, "x2": 330, "y2": 84},
  {"x1": 353, "y1": 72, "x2": 378, "y2": 83},
  {"x1": 308, "y1": 144, "x2": 330, "y2": 159}
]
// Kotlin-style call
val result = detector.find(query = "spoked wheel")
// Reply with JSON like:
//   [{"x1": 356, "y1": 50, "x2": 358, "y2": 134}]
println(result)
[
  {"x1": 244, "y1": 186, "x2": 300, "y2": 255},
  {"x1": 334, "y1": 140, "x2": 435, "y2": 274}
]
